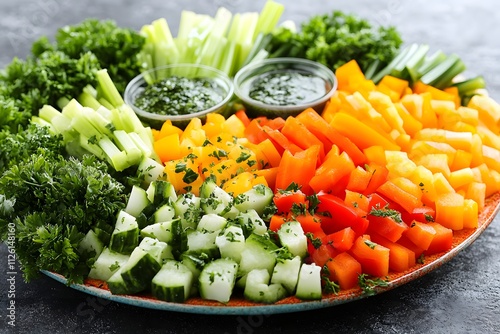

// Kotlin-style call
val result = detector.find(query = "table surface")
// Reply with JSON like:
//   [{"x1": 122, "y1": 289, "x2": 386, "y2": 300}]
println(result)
[{"x1": 1, "y1": 1, "x2": 500, "y2": 333}]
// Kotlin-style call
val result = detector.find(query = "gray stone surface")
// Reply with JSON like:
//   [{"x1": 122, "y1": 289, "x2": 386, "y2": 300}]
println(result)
[{"x1": 1, "y1": 0, "x2": 500, "y2": 333}]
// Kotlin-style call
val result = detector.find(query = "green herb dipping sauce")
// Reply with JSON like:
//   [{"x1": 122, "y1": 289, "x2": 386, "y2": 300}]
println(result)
[
  {"x1": 248, "y1": 70, "x2": 327, "y2": 106},
  {"x1": 135, "y1": 76, "x2": 224, "y2": 116}
]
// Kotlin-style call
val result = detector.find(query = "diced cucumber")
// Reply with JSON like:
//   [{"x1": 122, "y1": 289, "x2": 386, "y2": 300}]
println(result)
[
  {"x1": 146, "y1": 180, "x2": 177, "y2": 206},
  {"x1": 186, "y1": 229, "x2": 219, "y2": 258},
  {"x1": 197, "y1": 213, "x2": 227, "y2": 232},
  {"x1": 107, "y1": 267, "x2": 129, "y2": 295},
  {"x1": 199, "y1": 258, "x2": 239, "y2": 303},
  {"x1": 88, "y1": 247, "x2": 130, "y2": 281},
  {"x1": 295, "y1": 263, "x2": 322, "y2": 300},
  {"x1": 235, "y1": 209, "x2": 267, "y2": 237},
  {"x1": 140, "y1": 219, "x2": 176, "y2": 243},
  {"x1": 170, "y1": 218, "x2": 188, "y2": 259},
  {"x1": 277, "y1": 221, "x2": 307, "y2": 259},
  {"x1": 215, "y1": 224, "x2": 246, "y2": 263},
  {"x1": 270, "y1": 256, "x2": 301, "y2": 294},
  {"x1": 118, "y1": 247, "x2": 162, "y2": 294},
  {"x1": 125, "y1": 185, "x2": 151, "y2": 218},
  {"x1": 78, "y1": 229, "x2": 104, "y2": 260},
  {"x1": 151, "y1": 260, "x2": 193, "y2": 303},
  {"x1": 173, "y1": 193, "x2": 203, "y2": 230},
  {"x1": 92, "y1": 220, "x2": 114, "y2": 245},
  {"x1": 180, "y1": 251, "x2": 210, "y2": 281},
  {"x1": 238, "y1": 233, "x2": 278, "y2": 279},
  {"x1": 244, "y1": 269, "x2": 287, "y2": 304},
  {"x1": 234, "y1": 184, "x2": 273, "y2": 216},
  {"x1": 199, "y1": 179, "x2": 237, "y2": 218},
  {"x1": 138, "y1": 236, "x2": 174, "y2": 263},
  {"x1": 138, "y1": 156, "x2": 165, "y2": 184},
  {"x1": 153, "y1": 203, "x2": 176, "y2": 223},
  {"x1": 109, "y1": 210, "x2": 139, "y2": 255}
]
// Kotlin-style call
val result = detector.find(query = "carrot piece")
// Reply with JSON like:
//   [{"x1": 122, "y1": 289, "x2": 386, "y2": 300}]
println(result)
[
  {"x1": 327, "y1": 252, "x2": 362, "y2": 290},
  {"x1": 363, "y1": 163, "x2": 389, "y2": 196},
  {"x1": 403, "y1": 221, "x2": 436, "y2": 250},
  {"x1": 370, "y1": 233, "x2": 416, "y2": 272},
  {"x1": 350, "y1": 235, "x2": 390, "y2": 278},
  {"x1": 425, "y1": 223, "x2": 453, "y2": 255}
]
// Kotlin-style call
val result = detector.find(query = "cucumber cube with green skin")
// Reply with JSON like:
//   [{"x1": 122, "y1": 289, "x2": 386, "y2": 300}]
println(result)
[
  {"x1": 271, "y1": 256, "x2": 302, "y2": 294},
  {"x1": 107, "y1": 267, "x2": 129, "y2": 295},
  {"x1": 153, "y1": 203, "x2": 176, "y2": 223},
  {"x1": 78, "y1": 229, "x2": 104, "y2": 260},
  {"x1": 277, "y1": 221, "x2": 308, "y2": 259},
  {"x1": 235, "y1": 209, "x2": 267, "y2": 237},
  {"x1": 244, "y1": 269, "x2": 287, "y2": 304},
  {"x1": 238, "y1": 233, "x2": 279, "y2": 279},
  {"x1": 146, "y1": 179, "x2": 177, "y2": 206},
  {"x1": 295, "y1": 263, "x2": 322, "y2": 300},
  {"x1": 114, "y1": 247, "x2": 161, "y2": 294},
  {"x1": 199, "y1": 258, "x2": 239, "y2": 303},
  {"x1": 197, "y1": 213, "x2": 228, "y2": 233},
  {"x1": 125, "y1": 185, "x2": 151, "y2": 218},
  {"x1": 199, "y1": 179, "x2": 237, "y2": 218},
  {"x1": 137, "y1": 157, "x2": 165, "y2": 185},
  {"x1": 151, "y1": 260, "x2": 194, "y2": 303},
  {"x1": 140, "y1": 219, "x2": 176, "y2": 243},
  {"x1": 138, "y1": 237, "x2": 174, "y2": 263},
  {"x1": 234, "y1": 184, "x2": 274, "y2": 216},
  {"x1": 173, "y1": 193, "x2": 203, "y2": 230},
  {"x1": 89, "y1": 247, "x2": 130, "y2": 281},
  {"x1": 186, "y1": 229, "x2": 220, "y2": 259},
  {"x1": 215, "y1": 225, "x2": 246, "y2": 263},
  {"x1": 109, "y1": 210, "x2": 139, "y2": 255}
]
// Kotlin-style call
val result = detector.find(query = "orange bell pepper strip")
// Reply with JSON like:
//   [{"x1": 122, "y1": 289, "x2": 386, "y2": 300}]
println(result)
[
  {"x1": 262, "y1": 125, "x2": 303, "y2": 156},
  {"x1": 402, "y1": 220, "x2": 436, "y2": 251},
  {"x1": 350, "y1": 235, "x2": 390, "y2": 278},
  {"x1": 280, "y1": 116, "x2": 326, "y2": 163},
  {"x1": 275, "y1": 145, "x2": 321, "y2": 194},
  {"x1": 326, "y1": 252, "x2": 362, "y2": 290},
  {"x1": 321, "y1": 227, "x2": 356, "y2": 252},
  {"x1": 296, "y1": 108, "x2": 367, "y2": 166},
  {"x1": 424, "y1": 222, "x2": 453, "y2": 255},
  {"x1": 309, "y1": 151, "x2": 355, "y2": 194},
  {"x1": 377, "y1": 180, "x2": 423, "y2": 214},
  {"x1": 370, "y1": 233, "x2": 416, "y2": 272}
]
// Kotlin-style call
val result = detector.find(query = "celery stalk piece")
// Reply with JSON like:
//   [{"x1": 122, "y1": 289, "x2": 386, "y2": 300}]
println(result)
[
  {"x1": 371, "y1": 45, "x2": 412, "y2": 83},
  {"x1": 96, "y1": 69, "x2": 124, "y2": 109},
  {"x1": 70, "y1": 113, "x2": 103, "y2": 140},
  {"x1": 417, "y1": 50, "x2": 447, "y2": 76},
  {"x1": 98, "y1": 136, "x2": 130, "y2": 171},
  {"x1": 389, "y1": 43, "x2": 419, "y2": 78},
  {"x1": 98, "y1": 97, "x2": 115, "y2": 111},
  {"x1": 39, "y1": 105, "x2": 61, "y2": 122},
  {"x1": 118, "y1": 104, "x2": 149, "y2": 137},
  {"x1": 113, "y1": 130, "x2": 143, "y2": 165},
  {"x1": 62, "y1": 99, "x2": 84, "y2": 119},
  {"x1": 152, "y1": 18, "x2": 176, "y2": 47},
  {"x1": 31, "y1": 116, "x2": 55, "y2": 132},
  {"x1": 51, "y1": 114, "x2": 73, "y2": 135},
  {"x1": 405, "y1": 44, "x2": 430, "y2": 83},
  {"x1": 452, "y1": 76, "x2": 486, "y2": 95},
  {"x1": 252, "y1": 0, "x2": 285, "y2": 40},
  {"x1": 78, "y1": 91, "x2": 102, "y2": 111},
  {"x1": 128, "y1": 131, "x2": 153, "y2": 159},
  {"x1": 110, "y1": 108, "x2": 128, "y2": 132},
  {"x1": 84, "y1": 108, "x2": 115, "y2": 136},
  {"x1": 210, "y1": 7, "x2": 233, "y2": 38},
  {"x1": 79, "y1": 134, "x2": 106, "y2": 160},
  {"x1": 420, "y1": 54, "x2": 466, "y2": 89},
  {"x1": 227, "y1": 13, "x2": 242, "y2": 42},
  {"x1": 364, "y1": 59, "x2": 381, "y2": 80},
  {"x1": 57, "y1": 97, "x2": 71, "y2": 109}
]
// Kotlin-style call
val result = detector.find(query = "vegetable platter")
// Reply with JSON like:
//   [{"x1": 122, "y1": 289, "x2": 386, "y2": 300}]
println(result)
[{"x1": 1, "y1": 0, "x2": 500, "y2": 318}]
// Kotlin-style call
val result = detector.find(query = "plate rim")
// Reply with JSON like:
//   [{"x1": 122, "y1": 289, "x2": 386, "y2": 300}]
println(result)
[{"x1": 41, "y1": 192, "x2": 500, "y2": 315}]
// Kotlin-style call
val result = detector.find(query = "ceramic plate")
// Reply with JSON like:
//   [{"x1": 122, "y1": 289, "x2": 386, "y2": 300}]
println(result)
[{"x1": 42, "y1": 193, "x2": 500, "y2": 315}]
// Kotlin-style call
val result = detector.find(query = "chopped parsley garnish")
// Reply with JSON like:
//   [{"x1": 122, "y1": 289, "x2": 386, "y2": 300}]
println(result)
[{"x1": 369, "y1": 204, "x2": 403, "y2": 223}]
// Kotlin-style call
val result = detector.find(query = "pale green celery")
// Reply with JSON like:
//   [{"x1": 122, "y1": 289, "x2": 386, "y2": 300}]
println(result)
[
  {"x1": 98, "y1": 136, "x2": 130, "y2": 171},
  {"x1": 83, "y1": 84, "x2": 98, "y2": 98},
  {"x1": 372, "y1": 45, "x2": 412, "y2": 83},
  {"x1": 96, "y1": 69, "x2": 124, "y2": 108},
  {"x1": 252, "y1": 0, "x2": 285, "y2": 40},
  {"x1": 79, "y1": 134, "x2": 106, "y2": 160},
  {"x1": 39, "y1": 105, "x2": 61, "y2": 122},
  {"x1": 61, "y1": 99, "x2": 84, "y2": 119},
  {"x1": 113, "y1": 130, "x2": 142, "y2": 165},
  {"x1": 78, "y1": 91, "x2": 102, "y2": 110},
  {"x1": 178, "y1": 11, "x2": 214, "y2": 41},
  {"x1": 31, "y1": 116, "x2": 55, "y2": 131},
  {"x1": 389, "y1": 43, "x2": 419, "y2": 77},
  {"x1": 152, "y1": 18, "x2": 176, "y2": 46},
  {"x1": 110, "y1": 108, "x2": 128, "y2": 132},
  {"x1": 70, "y1": 113, "x2": 103, "y2": 140},
  {"x1": 84, "y1": 107, "x2": 115, "y2": 136},
  {"x1": 118, "y1": 105, "x2": 150, "y2": 139},
  {"x1": 57, "y1": 97, "x2": 71, "y2": 109},
  {"x1": 218, "y1": 40, "x2": 240, "y2": 75},
  {"x1": 210, "y1": 7, "x2": 233, "y2": 37},
  {"x1": 417, "y1": 50, "x2": 447, "y2": 76},
  {"x1": 51, "y1": 114, "x2": 73, "y2": 135},
  {"x1": 128, "y1": 131, "x2": 153, "y2": 159},
  {"x1": 98, "y1": 97, "x2": 115, "y2": 111},
  {"x1": 227, "y1": 13, "x2": 242, "y2": 42},
  {"x1": 405, "y1": 44, "x2": 430, "y2": 83},
  {"x1": 420, "y1": 54, "x2": 465, "y2": 89}
]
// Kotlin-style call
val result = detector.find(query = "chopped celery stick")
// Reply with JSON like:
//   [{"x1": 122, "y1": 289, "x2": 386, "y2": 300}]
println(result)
[
  {"x1": 253, "y1": 0, "x2": 285, "y2": 40},
  {"x1": 70, "y1": 113, "x2": 102, "y2": 140},
  {"x1": 78, "y1": 91, "x2": 102, "y2": 111},
  {"x1": 128, "y1": 132, "x2": 153, "y2": 159},
  {"x1": 31, "y1": 116, "x2": 54, "y2": 131},
  {"x1": 61, "y1": 99, "x2": 84, "y2": 119},
  {"x1": 79, "y1": 134, "x2": 106, "y2": 160},
  {"x1": 51, "y1": 114, "x2": 72, "y2": 134},
  {"x1": 110, "y1": 108, "x2": 128, "y2": 132},
  {"x1": 210, "y1": 7, "x2": 232, "y2": 37},
  {"x1": 96, "y1": 69, "x2": 124, "y2": 108},
  {"x1": 85, "y1": 108, "x2": 115, "y2": 136},
  {"x1": 418, "y1": 50, "x2": 447, "y2": 75},
  {"x1": 405, "y1": 44, "x2": 430, "y2": 83},
  {"x1": 98, "y1": 97, "x2": 115, "y2": 111},
  {"x1": 421, "y1": 54, "x2": 465, "y2": 89},
  {"x1": 452, "y1": 76, "x2": 486, "y2": 95},
  {"x1": 39, "y1": 105, "x2": 61, "y2": 122},
  {"x1": 113, "y1": 130, "x2": 142, "y2": 165},
  {"x1": 390, "y1": 43, "x2": 419, "y2": 77},
  {"x1": 98, "y1": 136, "x2": 130, "y2": 171},
  {"x1": 372, "y1": 45, "x2": 412, "y2": 83},
  {"x1": 57, "y1": 97, "x2": 71, "y2": 109},
  {"x1": 152, "y1": 18, "x2": 176, "y2": 47}
]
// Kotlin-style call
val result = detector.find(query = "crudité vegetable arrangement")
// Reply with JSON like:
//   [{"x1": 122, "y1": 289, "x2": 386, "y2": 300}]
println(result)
[{"x1": 1, "y1": 0, "x2": 500, "y2": 305}]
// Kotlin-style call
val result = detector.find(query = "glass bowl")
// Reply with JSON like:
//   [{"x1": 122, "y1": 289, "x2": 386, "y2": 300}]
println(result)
[
  {"x1": 233, "y1": 57, "x2": 338, "y2": 118},
  {"x1": 124, "y1": 63, "x2": 234, "y2": 129}
]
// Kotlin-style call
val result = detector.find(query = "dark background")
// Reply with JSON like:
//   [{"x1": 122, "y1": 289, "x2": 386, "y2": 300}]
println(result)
[{"x1": 1, "y1": 1, "x2": 499, "y2": 333}]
